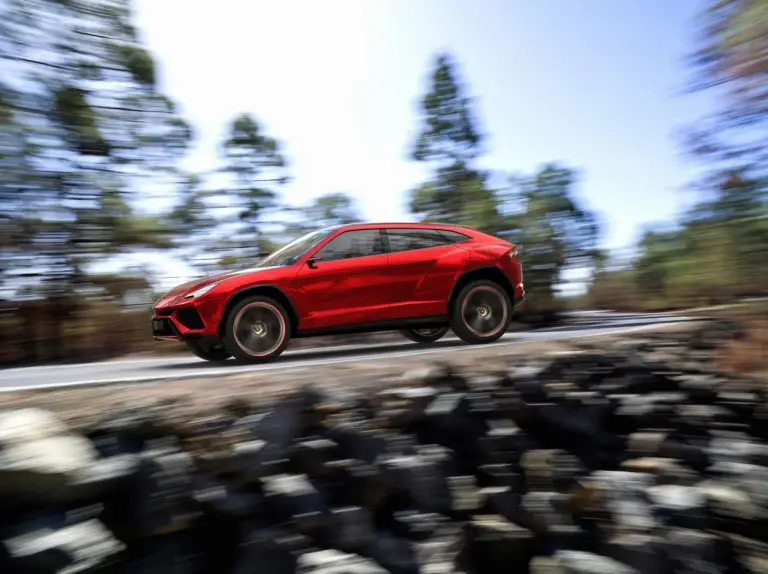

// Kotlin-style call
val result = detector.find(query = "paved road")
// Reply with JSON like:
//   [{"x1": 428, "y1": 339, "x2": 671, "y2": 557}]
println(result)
[{"x1": 0, "y1": 311, "x2": 695, "y2": 393}]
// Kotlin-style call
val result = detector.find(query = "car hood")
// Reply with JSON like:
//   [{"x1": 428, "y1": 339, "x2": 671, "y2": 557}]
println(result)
[{"x1": 156, "y1": 266, "x2": 285, "y2": 305}]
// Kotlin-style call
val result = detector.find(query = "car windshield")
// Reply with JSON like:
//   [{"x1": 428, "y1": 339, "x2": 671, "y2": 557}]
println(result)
[{"x1": 253, "y1": 226, "x2": 337, "y2": 268}]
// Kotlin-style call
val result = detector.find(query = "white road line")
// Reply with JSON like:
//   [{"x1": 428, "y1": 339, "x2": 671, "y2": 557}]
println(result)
[
  {"x1": 0, "y1": 319, "x2": 607, "y2": 374},
  {"x1": 0, "y1": 319, "x2": 692, "y2": 393},
  {"x1": 0, "y1": 342, "x2": 383, "y2": 373}
]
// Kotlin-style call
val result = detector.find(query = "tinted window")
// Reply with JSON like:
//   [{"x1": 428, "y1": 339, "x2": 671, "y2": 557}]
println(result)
[
  {"x1": 438, "y1": 230, "x2": 471, "y2": 244},
  {"x1": 315, "y1": 230, "x2": 384, "y2": 262},
  {"x1": 386, "y1": 228, "x2": 456, "y2": 253}
]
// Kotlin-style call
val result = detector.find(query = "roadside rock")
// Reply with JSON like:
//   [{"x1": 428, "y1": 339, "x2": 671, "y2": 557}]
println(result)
[
  {"x1": 0, "y1": 408, "x2": 101, "y2": 504},
  {"x1": 1, "y1": 319, "x2": 767, "y2": 573}
]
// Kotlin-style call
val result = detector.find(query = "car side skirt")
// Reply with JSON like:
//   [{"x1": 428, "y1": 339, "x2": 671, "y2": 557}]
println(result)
[{"x1": 294, "y1": 315, "x2": 449, "y2": 338}]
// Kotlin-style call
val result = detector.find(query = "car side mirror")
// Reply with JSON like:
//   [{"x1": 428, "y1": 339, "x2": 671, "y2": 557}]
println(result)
[{"x1": 307, "y1": 256, "x2": 323, "y2": 269}]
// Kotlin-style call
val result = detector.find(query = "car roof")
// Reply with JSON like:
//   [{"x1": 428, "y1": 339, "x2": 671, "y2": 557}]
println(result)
[{"x1": 335, "y1": 221, "x2": 480, "y2": 235}]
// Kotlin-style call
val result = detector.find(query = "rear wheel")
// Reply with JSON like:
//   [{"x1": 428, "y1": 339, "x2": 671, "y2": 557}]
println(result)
[
  {"x1": 450, "y1": 280, "x2": 511, "y2": 344},
  {"x1": 222, "y1": 296, "x2": 292, "y2": 363},
  {"x1": 185, "y1": 339, "x2": 231, "y2": 362},
  {"x1": 399, "y1": 326, "x2": 450, "y2": 344}
]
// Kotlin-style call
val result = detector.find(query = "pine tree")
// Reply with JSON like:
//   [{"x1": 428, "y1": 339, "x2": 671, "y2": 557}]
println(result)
[
  {"x1": 216, "y1": 113, "x2": 290, "y2": 268},
  {"x1": 407, "y1": 52, "x2": 501, "y2": 230},
  {"x1": 0, "y1": 0, "x2": 193, "y2": 360}
]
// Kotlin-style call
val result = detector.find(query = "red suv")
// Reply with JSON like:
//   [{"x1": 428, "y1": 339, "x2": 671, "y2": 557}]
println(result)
[{"x1": 152, "y1": 222, "x2": 525, "y2": 363}]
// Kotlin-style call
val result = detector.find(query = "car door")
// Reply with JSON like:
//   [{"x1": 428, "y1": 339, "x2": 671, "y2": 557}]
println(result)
[
  {"x1": 293, "y1": 228, "x2": 390, "y2": 331},
  {"x1": 384, "y1": 228, "x2": 471, "y2": 319}
]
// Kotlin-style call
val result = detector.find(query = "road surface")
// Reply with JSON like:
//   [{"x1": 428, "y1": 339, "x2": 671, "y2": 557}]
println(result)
[{"x1": 0, "y1": 311, "x2": 695, "y2": 393}]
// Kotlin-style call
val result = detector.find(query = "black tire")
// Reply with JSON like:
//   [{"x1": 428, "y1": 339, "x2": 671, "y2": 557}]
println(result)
[
  {"x1": 399, "y1": 326, "x2": 450, "y2": 344},
  {"x1": 185, "y1": 339, "x2": 231, "y2": 362},
  {"x1": 221, "y1": 295, "x2": 292, "y2": 363},
  {"x1": 450, "y1": 280, "x2": 512, "y2": 344}
]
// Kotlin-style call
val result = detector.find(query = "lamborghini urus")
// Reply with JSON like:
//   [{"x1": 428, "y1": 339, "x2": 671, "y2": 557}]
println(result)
[{"x1": 151, "y1": 222, "x2": 525, "y2": 363}]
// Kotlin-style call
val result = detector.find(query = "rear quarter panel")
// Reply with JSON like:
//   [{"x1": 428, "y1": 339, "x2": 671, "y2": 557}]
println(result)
[
  {"x1": 468, "y1": 243, "x2": 513, "y2": 265},
  {"x1": 467, "y1": 242, "x2": 524, "y2": 298},
  {"x1": 418, "y1": 245, "x2": 473, "y2": 305},
  {"x1": 388, "y1": 245, "x2": 472, "y2": 319}
]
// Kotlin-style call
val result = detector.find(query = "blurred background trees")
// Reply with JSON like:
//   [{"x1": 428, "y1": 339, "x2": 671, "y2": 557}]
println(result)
[
  {"x1": 0, "y1": 0, "x2": 765, "y2": 365},
  {"x1": 589, "y1": 0, "x2": 768, "y2": 310},
  {"x1": 0, "y1": 0, "x2": 193, "y2": 362}
]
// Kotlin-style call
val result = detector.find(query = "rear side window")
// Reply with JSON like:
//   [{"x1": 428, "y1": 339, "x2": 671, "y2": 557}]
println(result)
[
  {"x1": 386, "y1": 228, "x2": 463, "y2": 253},
  {"x1": 437, "y1": 230, "x2": 471, "y2": 244}
]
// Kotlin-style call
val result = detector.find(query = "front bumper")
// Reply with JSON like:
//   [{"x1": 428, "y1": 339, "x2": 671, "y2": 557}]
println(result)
[
  {"x1": 151, "y1": 300, "x2": 218, "y2": 341},
  {"x1": 514, "y1": 282, "x2": 525, "y2": 306},
  {"x1": 151, "y1": 316, "x2": 181, "y2": 340}
]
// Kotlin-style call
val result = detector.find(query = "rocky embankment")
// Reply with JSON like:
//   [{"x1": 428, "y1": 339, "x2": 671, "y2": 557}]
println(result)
[{"x1": 1, "y1": 319, "x2": 767, "y2": 573}]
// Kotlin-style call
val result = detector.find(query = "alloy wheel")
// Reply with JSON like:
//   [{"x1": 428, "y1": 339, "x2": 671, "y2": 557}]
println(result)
[
  {"x1": 412, "y1": 327, "x2": 446, "y2": 337},
  {"x1": 460, "y1": 285, "x2": 508, "y2": 338},
  {"x1": 232, "y1": 301, "x2": 286, "y2": 357}
]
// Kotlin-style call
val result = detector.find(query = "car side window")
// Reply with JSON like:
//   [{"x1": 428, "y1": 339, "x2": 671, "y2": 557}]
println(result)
[
  {"x1": 314, "y1": 230, "x2": 384, "y2": 262},
  {"x1": 386, "y1": 229, "x2": 453, "y2": 253},
  {"x1": 438, "y1": 230, "x2": 471, "y2": 244}
]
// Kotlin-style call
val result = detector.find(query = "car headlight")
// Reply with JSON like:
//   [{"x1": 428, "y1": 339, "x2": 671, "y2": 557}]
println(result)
[{"x1": 184, "y1": 282, "x2": 218, "y2": 299}]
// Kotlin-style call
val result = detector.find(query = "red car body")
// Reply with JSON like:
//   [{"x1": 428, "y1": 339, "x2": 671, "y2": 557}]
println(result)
[{"x1": 152, "y1": 222, "x2": 525, "y2": 363}]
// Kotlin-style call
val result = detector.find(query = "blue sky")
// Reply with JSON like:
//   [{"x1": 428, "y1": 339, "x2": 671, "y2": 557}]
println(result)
[{"x1": 131, "y1": 0, "x2": 714, "y2": 288}]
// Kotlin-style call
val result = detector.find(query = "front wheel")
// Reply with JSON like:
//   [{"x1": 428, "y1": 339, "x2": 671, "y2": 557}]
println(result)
[
  {"x1": 399, "y1": 326, "x2": 450, "y2": 344},
  {"x1": 221, "y1": 296, "x2": 292, "y2": 363},
  {"x1": 450, "y1": 280, "x2": 511, "y2": 344},
  {"x1": 185, "y1": 339, "x2": 231, "y2": 362}
]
